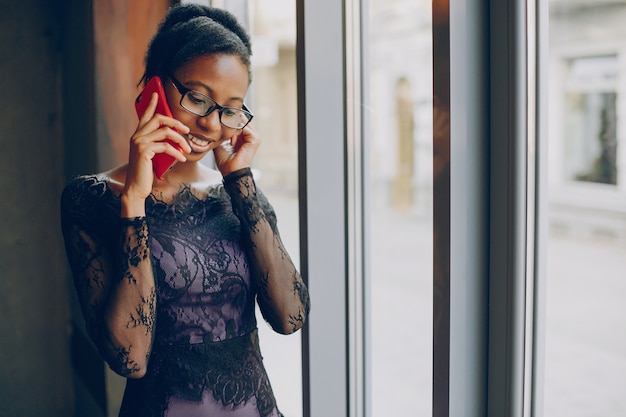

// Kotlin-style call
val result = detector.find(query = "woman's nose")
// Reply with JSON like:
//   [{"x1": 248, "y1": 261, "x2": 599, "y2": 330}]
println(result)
[{"x1": 197, "y1": 109, "x2": 222, "y2": 132}]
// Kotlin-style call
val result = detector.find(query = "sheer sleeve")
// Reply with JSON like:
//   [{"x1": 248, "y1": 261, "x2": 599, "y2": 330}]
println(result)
[
  {"x1": 223, "y1": 168, "x2": 310, "y2": 334},
  {"x1": 60, "y1": 178, "x2": 156, "y2": 378}
]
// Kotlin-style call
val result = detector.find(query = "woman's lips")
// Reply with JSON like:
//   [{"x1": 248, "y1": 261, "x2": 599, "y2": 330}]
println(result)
[{"x1": 185, "y1": 133, "x2": 213, "y2": 153}]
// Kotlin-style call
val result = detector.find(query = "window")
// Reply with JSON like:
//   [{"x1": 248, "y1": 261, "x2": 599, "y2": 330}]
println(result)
[
  {"x1": 245, "y1": 2, "x2": 303, "y2": 416},
  {"x1": 564, "y1": 56, "x2": 618, "y2": 185},
  {"x1": 544, "y1": 2, "x2": 626, "y2": 416},
  {"x1": 368, "y1": 1, "x2": 433, "y2": 416}
]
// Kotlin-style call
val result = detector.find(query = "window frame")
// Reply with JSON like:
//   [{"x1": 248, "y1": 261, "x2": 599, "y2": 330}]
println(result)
[
  {"x1": 296, "y1": 0, "x2": 548, "y2": 416},
  {"x1": 297, "y1": 1, "x2": 355, "y2": 416},
  {"x1": 434, "y1": 0, "x2": 548, "y2": 416}
]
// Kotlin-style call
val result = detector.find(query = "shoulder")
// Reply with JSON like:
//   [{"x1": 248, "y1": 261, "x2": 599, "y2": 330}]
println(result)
[
  {"x1": 60, "y1": 174, "x2": 123, "y2": 241},
  {"x1": 62, "y1": 174, "x2": 114, "y2": 203},
  {"x1": 60, "y1": 174, "x2": 120, "y2": 227},
  {"x1": 62, "y1": 164, "x2": 126, "y2": 201}
]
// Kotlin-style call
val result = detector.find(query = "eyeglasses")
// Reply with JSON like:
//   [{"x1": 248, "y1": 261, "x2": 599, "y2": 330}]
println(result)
[{"x1": 168, "y1": 73, "x2": 253, "y2": 130}]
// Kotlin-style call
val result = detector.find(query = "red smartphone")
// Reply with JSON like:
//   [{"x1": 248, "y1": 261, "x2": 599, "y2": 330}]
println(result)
[{"x1": 134, "y1": 76, "x2": 183, "y2": 180}]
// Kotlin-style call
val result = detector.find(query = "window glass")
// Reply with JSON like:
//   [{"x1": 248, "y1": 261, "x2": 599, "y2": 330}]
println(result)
[
  {"x1": 368, "y1": 0, "x2": 433, "y2": 415},
  {"x1": 545, "y1": 1, "x2": 626, "y2": 415},
  {"x1": 243, "y1": 2, "x2": 302, "y2": 416},
  {"x1": 564, "y1": 56, "x2": 618, "y2": 185}
]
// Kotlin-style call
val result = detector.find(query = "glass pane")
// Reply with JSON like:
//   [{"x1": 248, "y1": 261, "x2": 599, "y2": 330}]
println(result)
[
  {"x1": 563, "y1": 55, "x2": 618, "y2": 185},
  {"x1": 239, "y1": 2, "x2": 303, "y2": 416},
  {"x1": 564, "y1": 91, "x2": 617, "y2": 184},
  {"x1": 368, "y1": 0, "x2": 433, "y2": 415},
  {"x1": 545, "y1": 1, "x2": 626, "y2": 415}
]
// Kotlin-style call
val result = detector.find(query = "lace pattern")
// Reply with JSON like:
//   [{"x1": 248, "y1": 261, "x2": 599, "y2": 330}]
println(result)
[
  {"x1": 132, "y1": 329, "x2": 277, "y2": 417},
  {"x1": 224, "y1": 168, "x2": 311, "y2": 334},
  {"x1": 120, "y1": 217, "x2": 150, "y2": 284},
  {"x1": 223, "y1": 168, "x2": 266, "y2": 234},
  {"x1": 61, "y1": 174, "x2": 307, "y2": 417}
]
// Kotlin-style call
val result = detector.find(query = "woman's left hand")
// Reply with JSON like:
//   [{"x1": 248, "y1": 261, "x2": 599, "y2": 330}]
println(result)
[{"x1": 213, "y1": 124, "x2": 261, "y2": 176}]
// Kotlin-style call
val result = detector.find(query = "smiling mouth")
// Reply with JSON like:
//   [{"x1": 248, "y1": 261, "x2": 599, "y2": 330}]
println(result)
[{"x1": 186, "y1": 133, "x2": 210, "y2": 146}]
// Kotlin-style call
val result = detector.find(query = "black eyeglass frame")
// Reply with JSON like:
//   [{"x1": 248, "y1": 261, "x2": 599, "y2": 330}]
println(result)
[{"x1": 168, "y1": 73, "x2": 254, "y2": 129}]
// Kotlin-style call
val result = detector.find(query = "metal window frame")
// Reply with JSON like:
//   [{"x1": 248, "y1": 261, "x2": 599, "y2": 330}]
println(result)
[
  {"x1": 487, "y1": 0, "x2": 547, "y2": 415},
  {"x1": 433, "y1": 0, "x2": 548, "y2": 416},
  {"x1": 297, "y1": 0, "x2": 548, "y2": 415},
  {"x1": 297, "y1": 0, "x2": 366, "y2": 416}
]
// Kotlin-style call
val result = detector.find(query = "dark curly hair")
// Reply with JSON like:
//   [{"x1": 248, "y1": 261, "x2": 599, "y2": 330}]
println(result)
[{"x1": 139, "y1": 4, "x2": 252, "y2": 86}]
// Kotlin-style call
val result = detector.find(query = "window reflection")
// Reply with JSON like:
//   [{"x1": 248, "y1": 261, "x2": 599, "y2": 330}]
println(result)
[
  {"x1": 564, "y1": 56, "x2": 618, "y2": 185},
  {"x1": 546, "y1": 1, "x2": 626, "y2": 415},
  {"x1": 369, "y1": 0, "x2": 433, "y2": 415},
  {"x1": 240, "y1": 1, "x2": 302, "y2": 416}
]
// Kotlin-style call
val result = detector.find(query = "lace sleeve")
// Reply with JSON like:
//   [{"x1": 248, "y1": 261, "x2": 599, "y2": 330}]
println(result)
[
  {"x1": 60, "y1": 179, "x2": 156, "y2": 378},
  {"x1": 223, "y1": 168, "x2": 310, "y2": 334}
]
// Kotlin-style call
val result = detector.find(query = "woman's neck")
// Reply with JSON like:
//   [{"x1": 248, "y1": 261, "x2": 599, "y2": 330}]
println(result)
[{"x1": 154, "y1": 160, "x2": 222, "y2": 189}]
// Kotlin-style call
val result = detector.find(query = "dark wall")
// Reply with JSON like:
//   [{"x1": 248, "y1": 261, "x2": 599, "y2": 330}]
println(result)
[
  {"x1": 0, "y1": 0, "x2": 74, "y2": 416},
  {"x1": 0, "y1": 1, "x2": 170, "y2": 416}
]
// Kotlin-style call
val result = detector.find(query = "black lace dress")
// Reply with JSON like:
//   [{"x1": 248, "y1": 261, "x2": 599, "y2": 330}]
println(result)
[{"x1": 61, "y1": 168, "x2": 309, "y2": 417}]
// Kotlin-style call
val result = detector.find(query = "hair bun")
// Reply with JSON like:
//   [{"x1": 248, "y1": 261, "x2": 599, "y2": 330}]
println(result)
[
  {"x1": 140, "y1": 4, "x2": 252, "y2": 86},
  {"x1": 160, "y1": 4, "x2": 251, "y2": 53}
]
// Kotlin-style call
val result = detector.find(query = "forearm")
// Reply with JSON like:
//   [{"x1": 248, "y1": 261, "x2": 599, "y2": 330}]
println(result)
[
  {"x1": 61, "y1": 180, "x2": 157, "y2": 378},
  {"x1": 101, "y1": 216, "x2": 156, "y2": 378},
  {"x1": 224, "y1": 168, "x2": 310, "y2": 333},
  {"x1": 249, "y1": 220, "x2": 310, "y2": 333}
]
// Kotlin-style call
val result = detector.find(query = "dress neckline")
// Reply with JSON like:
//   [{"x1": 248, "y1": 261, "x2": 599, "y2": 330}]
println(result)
[{"x1": 88, "y1": 173, "x2": 225, "y2": 209}]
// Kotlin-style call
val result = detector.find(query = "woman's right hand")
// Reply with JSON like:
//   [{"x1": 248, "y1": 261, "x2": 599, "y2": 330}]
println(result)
[{"x1": 121, "y1": 92, "x2": 191, "y2": 217}]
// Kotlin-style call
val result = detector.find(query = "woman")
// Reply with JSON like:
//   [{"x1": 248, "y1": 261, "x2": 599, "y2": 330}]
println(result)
[{"x1": 61, "y1": 4, "x2": 310, "y2": 417}]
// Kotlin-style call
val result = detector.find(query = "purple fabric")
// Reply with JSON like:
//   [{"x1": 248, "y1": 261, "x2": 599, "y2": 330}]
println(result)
[{"x1": 61, "y1": 175, "x2": 302, "y2": 417}]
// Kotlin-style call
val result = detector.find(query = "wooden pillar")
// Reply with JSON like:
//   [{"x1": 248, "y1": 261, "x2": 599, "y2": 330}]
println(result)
[{"x1": 392, "y1": 77, "x2": 416, "y2": 210}]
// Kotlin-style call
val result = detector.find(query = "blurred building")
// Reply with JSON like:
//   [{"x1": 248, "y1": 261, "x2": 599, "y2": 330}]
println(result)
[
  {"x1": 250, "y1": 0, "x2": 626, "y2": 238},
  {"x1": 246, "y1": 1, "x2": 299, "y2": 194},
  {"x1": 548, "y1": 0, "x2": 626, "y2": 240}
]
